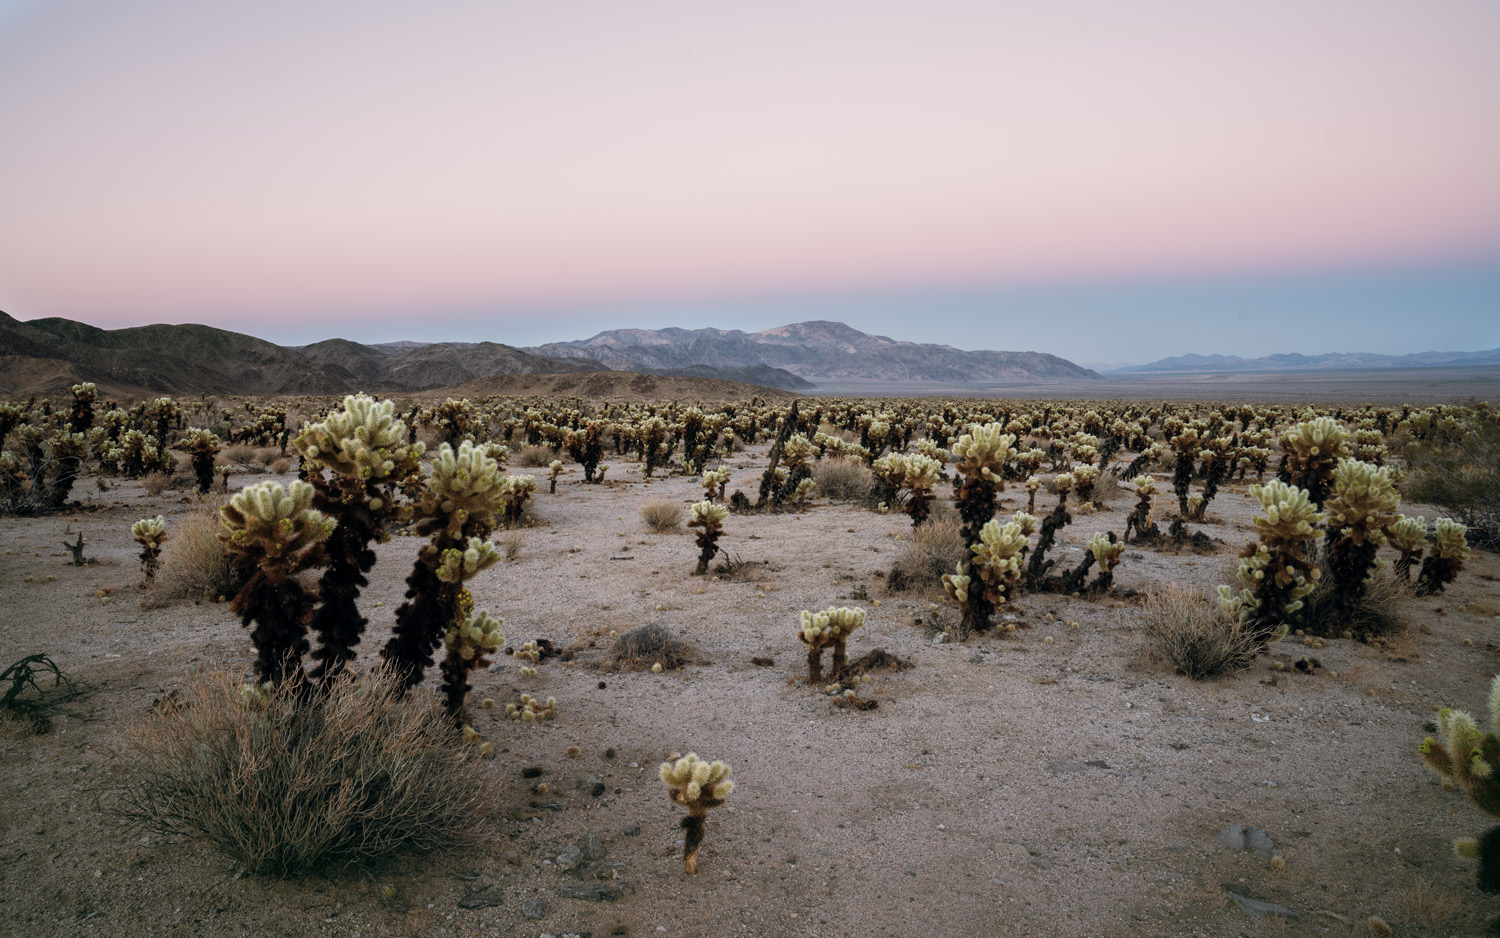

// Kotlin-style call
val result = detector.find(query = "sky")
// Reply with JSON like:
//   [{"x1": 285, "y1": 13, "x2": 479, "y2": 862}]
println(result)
[{"x1": 0, "y1": 1, "x2": 1497, "y2": 364}]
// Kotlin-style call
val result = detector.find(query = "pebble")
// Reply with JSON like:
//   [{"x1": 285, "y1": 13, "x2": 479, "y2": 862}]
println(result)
[
  {"x1": 558, "y1": 884, "x2": 619, "y2": 902},
  {"x1": 1224, "y1": 890, "x2": 1298, "y2": 920},
  {"x1": 522, "y1": 900, "x2": 547, "y2": 920},
  {"x1": 555, "y1": 844, "x2": 582, "y2": 872}
]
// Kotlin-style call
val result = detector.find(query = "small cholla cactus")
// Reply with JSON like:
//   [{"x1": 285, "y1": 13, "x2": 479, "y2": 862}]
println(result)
[
  {"x1": 439, "y1": 597, "x2": 504, "y2": 716},
  {"x1": 1073, "y1": 464, "x2": 1100, "y2": 507},
  {"x1": 1321, "y1": 459, "x2": 1401, "y2": 630},
  {"x1": 219, "y1": 480, "x2": 336, "y2": 683},
  {"x1": 701, "y1": 466, "x2": 731, "y2": 502},
  {"x1": 1024, "y1": 474, "x2": 1042, "y2": 514},
  {"x1": 1418, "y1": 518, "x2": 1470, "y2": 595},
  {"x1": 1418, "y1": 674, "x2": 1500, "y2": 892},
  {"x1": 688, "y1": 500, "x2": 728, "y2": 575},
  {"x1": 1052, "y1": 472, "x2": 1076, "y2": 504},
  {"x1": 499, "y1": 474, "x2": 537, "y2": 528},
  {"x1": 797, "y1": 606, "x2": 865, "y2": 682},
  {"x1": 1088, "y1": 532, "x2": 1126, "y2": 592},
  {"x1": 1385, "y1": 515, "x2": 1427, "y2": 580},
  {"x1": 659, "y1": 752, "x2": 734, "y2": 875},
  {"x1": 180, "y1": 428, "x2": 221, "y2": 495},
  {"x1": 512, "y1": 639, "x2": 543, "y2": 664},
  {"x1": 505, "y1": 692, "x2": 556, "y2": 721},
  {"x1": 1218, "y1": 480, "x2": 1324, "y2": 644},
  {"x1": 547, "y1": 459, "x2": 563, "y2": 494},
  {"x1": 899, "y1": 453, "x2": 943, "y2": 526},
  {"x1": 131, "y1": 515, "x2": 167, "y2": 585},
  {"x1": 1125, "y1": 474, "x2": 1160, "y2": 542}
]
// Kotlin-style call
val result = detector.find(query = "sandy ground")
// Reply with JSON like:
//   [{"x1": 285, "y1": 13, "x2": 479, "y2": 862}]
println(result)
[{"x1": 2, "y1": 441, "x2": 1498, "y2": 938}]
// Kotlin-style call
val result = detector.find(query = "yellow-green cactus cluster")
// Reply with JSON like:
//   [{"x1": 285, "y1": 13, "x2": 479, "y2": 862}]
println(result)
[
  {"x1": 296, "y1": 394, "x2": 424, "y2": 483},
  {"x1": 434, "y1": 536, "x2": 500, "y2": 584},
  {"x1": 1088, "y1": 532, "x2": 1126, "y2": 574},
  {"x1": 180, "y1": 427, "x2": 220, "y2": 455},
  {"x1": 690, "y1": 500, "x2": 729, "y2": 530},
  {"x1": 443, "y1": 608, "x2": 504, "y2": 662},
  {"x1": 1133, "y1": 475, "x2": 1156, "y2": 496},
  {"x1": 951, "y1": 423, "x2": 1018, "y2": 481},
  {"x1": 701, "y1": 466, "x2": 731, "y2": 497},
  {"x1": 1434, "y1": 518, "x2": 1471, "y2": 561},
  {"x1": 1386, "y1": 515, "x2": 1428, "y2": 555},
  {"x1": 798, "y1": 606, "x2": 865, "y2": 649},
  {"x1": 1053, "y1": 472, "x2": 1077, "y2": 495},
  {"x1": 1325, "y1": 458, "x2": 1400, "y2": 543},
  {"x1": 1282, "y1": 416, "x2": 1351, "y2": 462},
  {"x1": 941, "y1": 565, "x2": 971, "y2": 605},
  {"x1": 660, "y1": 752, "x2": 734, "y2": 808},
  {"x1": 969, "y1": 519, "x2": 1028, "y2": 606},
  {"x1": 1011, "y1": 511, "x2": 1038, "y2": 536},
  {"x1": 1418, "y1": 674, "x2": 1500, "y2": 888},
  {"x1": 131, "y1": 515, "x2": 168, "y2": 550},
  {"x1": 506, "y1": 693, "x2": 556, "y2": 721},
  {"x1": 219, "y1": 480, "x2": 336, "y2": 565},
  {"x1": 1249, "y1": 480, "x2": 1326, "y2": 543},
  {"x1": 512, "y1": 639, "x2": 542, "y2": 663},
  {"x1": 781, "y1": 434, "x2": 816, "y2": 468},
  {"x1": 426, "y1": 441, "x2": 504, "y2": 533}
]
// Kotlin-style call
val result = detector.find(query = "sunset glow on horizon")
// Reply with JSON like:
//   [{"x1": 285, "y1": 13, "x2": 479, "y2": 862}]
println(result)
[{"x1": 1, "y1": 0, "x2": 1497, "y2": 360}]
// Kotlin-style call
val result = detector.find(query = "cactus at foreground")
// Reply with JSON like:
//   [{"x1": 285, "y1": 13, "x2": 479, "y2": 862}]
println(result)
[
  {"x1": 949, "y1": 519, "x2": 1028, "y2": 634},
  {"x1": 296, "y1": 395, "x2": 425, "y2": 682},
  {"x1": 797, "y1": 606, "x2": 865, "y2": 682},
  {"x1": 219, "y1": 481, "x2": 336, "y2": 683},
  {"x1": 1418, "y1": 518, "x2": 1470, "y2": 596},
  {"x1": 688, "y1": 500, "x2": 728, "y2": 575},
  {"x1": 1419, "y1": 674, "x2": 1500, "y2": 891},
  {"x1": 1218, "y1": 479, "x2": 1325, "y2": 645},
  {"x1": 131, "y1": 515, "x2": 168, "y2": 585},
  {"x1": 659, "y1": 753, "x2": 735, "y2": 875},
  {"x1": 1320, "y1": 458, "x2": 1400, "y2": 631}
]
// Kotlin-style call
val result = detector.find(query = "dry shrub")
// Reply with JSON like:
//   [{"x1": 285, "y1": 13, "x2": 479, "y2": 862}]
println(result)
[
  {"x1": 1299, "y1": 570, "x2": 1414, "y2": 639},
  {"x1": 515, "y1": 444, "x2": 555, "y2": 468},
  {"x1": 141, "y1": 472, "x2": 174, "y2": 497},
  {"x1": 606, "y1": 623, "x2": 691, "y2": 671},
  {"x1": 1140, "y1": 583, "x2": 1257, "y2": 679},
  {"x1": 1086, "y1": 466, "x2": 1128, "y2": 509},
  {"x1": 148, "y1": 498, "x2": 238, "y2": 606},
  {"x1": 269, "y1": 458, "x2": 291, "y2": 474},
  {"x1": 812, "y1": 457, "x2": 875, "y2": 504},
  {"x1": 221, "y1": 444, "x2": 258, "y2": 466},
  {"x1": 115, "y1": 666, "x2": 481, "y2": 876},
  {"x1": 639, "y1": 499, "x2": 683, "y2": 533},
  {"x1": 887, "y1": 516, "x2": 967, "y2": 593},
  {"x1": 715, "y1": 553, "x2": 768, "y2": 582},
  {"x1": 497, "y1": 529, "x2": 525, "y2": 561},
  {"x1": 257, "y1": 447, "x2": 281, "y2": 467}
]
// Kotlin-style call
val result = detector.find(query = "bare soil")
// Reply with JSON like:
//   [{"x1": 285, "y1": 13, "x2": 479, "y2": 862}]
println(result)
[{"x1": 2, "y1": 443, "x2": 1497, "y2": 938}]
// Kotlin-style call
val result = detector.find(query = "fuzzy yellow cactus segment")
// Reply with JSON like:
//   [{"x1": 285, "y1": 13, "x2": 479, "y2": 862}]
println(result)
[
  {"x1": 512, "y1": 639, "x2": 542, "y2": 663},
  {"x1": 688, "y1": 499, "x2": 729, "y2": 575},
  {"x1": 1249, "y1": 480, "x2": 1326, "y2": 543},
  {"x1": 969, "y1": 519, "x2": 1028, "y2": 608},
  {"x1": 443, "y1": 608, "x2": 504, "y2": 661},
  {"x1": 1053, "y1": 472, "x2": 1077, "y2": 495},
  {"x1": 781, "y1": 434, "x2": 816, "y2": 468},
  {"x1": 952, "y1": 423, "x2": 1017, "y2": 482},
  {"x1": 1280, "y1": 416, "x2": 1351, "y2": 505},
  {"x1": 1089, "y1": 532, "x2": 1126, "y2": 574},
  {"x1": 434, "y1": 536, "x2": 501, "y2": 585},
  {"x1": 1011, "y1": 511, "x2": 1038, "y2": 537},
  {"x1": 1133, "y1": 475, "x2": 1156, "y2": 496},
  {"x1": 1434, "y1": 518, "x2": 1472, "y2": 561},
  {"x1": 505, "y1": 693, "x2": 556, "y2": 721},
  {"x1": 295, "y1": 394, "x2": 424, "y2": 484},
  {"x1": 701, "y1": 467, "x2": 730, "y2": 499},
  {"x1": 659, "y1": 752, "x2": 734, "y2": 874},
  {"x1": 903, "y1": 453, "x2": 942, "y2": 492},
  {"x1": 1220, "y1": 480, "x2": 1323, "y2": 642},
  {"x1": 131, "y1": 515, "x2": 168, "y2": 549},
  {"x1": 1325, "y1": 459, "x2": 1399, "y2": 544},
  {"x1": 426, "y1": 441, "x2": 504, "y2": 535},
  {"x1": 1418, "y1": 518, "x2": 1471, "y2": 595},
  {"x1": 220, "y1": 480, "x2": 336, "y2": 569},
  {"x1": 798, "y1": 606, "x2": 865, "y2": 681},
  {"x1": 1418, "y1": 674, "x2": 1500, "y2": 890},
  {"x1": 1385, "y1": 514, "x2": 1427, "y2": 580},
  {"x1": 691, "y1": 500, "x2": 728, "y2": 527},
  {"x1": 941, "y1": 564, "x2": 971, "y2": 606}
]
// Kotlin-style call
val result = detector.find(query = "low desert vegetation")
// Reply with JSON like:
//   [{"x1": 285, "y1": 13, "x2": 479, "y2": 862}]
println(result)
[
  {"x1": 639, "y1": 498, "x2": 683, "y2": 533},
  {"x1": 146, "y1": 498, "x2": 238, "y2": 606},
  {"x1": 1140, "y1": 583, "x2": 1258, "y2": 679}
]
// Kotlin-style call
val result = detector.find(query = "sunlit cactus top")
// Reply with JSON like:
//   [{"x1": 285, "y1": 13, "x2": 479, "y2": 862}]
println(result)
[
  {"x1": 1089, "y1": 532, "x2": 1126, "y2": 573},
  {"x1": 660, "y1": 752, "x2": 735, "y2": 808},
  {"x1": 426, "y1": 441, "x2": 504, "y2": 531},
  {"x1": 435, "y1": 536, "x2": 501, "y2": 584},
  {"x1": 1433, "y1": 518, "x2": 1471, "y2": 561},
  {"x1": 1053, "y1": 472, "x2": 1077, "y2": 494},
  {"x1": 781, "y1": 433, "x2": 816, "y2": 467},
  {"x1": 971, "y1": 519, "x2": 1027, "y2": 579},
  {"x1": 689, "y1": 500, "x2": 729, "y2": 528},
  {"x1": 1248, "y1": 480, "x2": 1325, "y2": 542},
  {"x1": 443, "y1": 608, "x2": 504, "y2": 661},
  {"x1": 181, "y1": 427, "x2": 220, "y2": 454},
  {"x1": 296, "y1": 394, "x2": 424, "y2": 483},
  {"x1": 798, "y1": 606, "x2": 865, "y2": 646},
  {"x1": 1385, "y1": 515, "x2": 1428, "y2": 554},
  {"x1": 1324, "y1": 458, "x2": 1400, "y2": 540},
  {"x1": 219, "y1": 480, "x2": 335, "y2": 564},
  {"x1": 131, "y1": 515, "x2": 168, "y2": 548},
  {"x1": 1282, "y1": 416, "x2": 1351, "y2": 460},
  {"x1": 1011, "y1": 511, "x2": 1038, "y2": 536},
  {"x1": 951, "y1": 423, "x2": 1017, "y2": 479},
  {"x1": 1132, "y1": 475, "x2": 1157, "y2": 496}
]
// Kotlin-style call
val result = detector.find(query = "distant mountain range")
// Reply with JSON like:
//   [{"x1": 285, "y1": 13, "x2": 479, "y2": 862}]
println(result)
[
  {"x1": 1110, "y1": 348, "x2": 1500, "y2": 374},
  {"x1": 0, "y1": 312, "x2": 1093, "y2": 398}
]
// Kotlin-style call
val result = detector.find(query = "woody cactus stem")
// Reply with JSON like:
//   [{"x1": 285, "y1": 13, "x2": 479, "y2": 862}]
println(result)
[
  {"x1": 689, "y1": 500, "x2": 728, "y2": 575},
  {"x1": 660, "y1": 753, "x2": 734, "y2": 875},
  {"x1": 1321, "y1": 459, "x2": 1400, "y2": 631},
  {"x1": 1418, "y1": 519, "x2": 1470, "y2": 596},
  {"x1": 219, "y1": 481, "x2": 335, "y2": 683},
  {"x1": 1418, "y1": 675, "x2": 1500, "y2": 892}
]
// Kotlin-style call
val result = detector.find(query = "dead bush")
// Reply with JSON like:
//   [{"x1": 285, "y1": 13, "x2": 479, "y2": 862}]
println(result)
[
  {"x1": 606, "y1": 623, "x2": 692, "y2": 671},
  {"x1": 269, "y1": 458, "x2": 291, "y2": 474},
  {"x1": 115, "y1": 666, "x2": 481, "y2": 876},
  {"x1": 639, "y1": 499, "x2": 683, "y2": 533},
  {"x1": 1140, "y1": 583, "x2": 1257, "y2": 679},
  {"x1": 497, "y1": 529, "x2": 525, "y2": 561},
  {"x1": 147, "y1": 498, "x2": 238, "y2": 606},
  {"x1": 141, "y1": 472, "x2": 174, "y2": 497},
  {"x1": 1298, "y1": 569, "x2": 1414, "y2": 639},
  {"x1": 887, "y1": 516, "x2": 967, "y2": 593},
  {"x1": 812, "y1": 457, "x2": 876, "y2": 505},
  {"x1": 515, "y1": 444, "x2": 556, "y2": 468},
  {"x1": 221, "y1": 444, "x2": 258, "y2": 466}
]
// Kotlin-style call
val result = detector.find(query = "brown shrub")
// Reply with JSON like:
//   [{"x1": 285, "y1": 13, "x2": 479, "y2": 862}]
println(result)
[
  {"x1": 269, "y1": 458, "x2": 291, "y2": 475},
  {"x1": 887, "y1": 516, "x2": 967, "y2": 593},
  {"x1": 515, "y1": 444, "x2": 555, "y2": 468},
  {"x1": 147, "y1": 498, "x2": 238, "y2": 606},
  {"x1": 812, "y1": 457, "x2": 875, "y2": 505},
  {"x1": 639, "y1": 499, "x2": 683, "y2": 533},
  {"x1": 141, "y1": 472, "x2": 174, "y2": 497},
  {"x1": 1140, "y1": 583, "x2": 1257, "y2": 679},
  {"x1": 221, "y1": 444, "x2": 258, "y2": 466},
  {"x1": 606, "y1": 623, "x2": 692, "y2": 671},
  {"x1": 115, "y1": 666, "x2": 482, "y2": 876},
  {"x1": 497, "y1": 529, "x2": 525, "y2": 561}
]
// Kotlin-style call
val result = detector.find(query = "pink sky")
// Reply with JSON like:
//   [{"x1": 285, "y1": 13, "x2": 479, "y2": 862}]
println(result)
[{"x1": 0, "y1": 0, "x2": 1497, "y2": 353}]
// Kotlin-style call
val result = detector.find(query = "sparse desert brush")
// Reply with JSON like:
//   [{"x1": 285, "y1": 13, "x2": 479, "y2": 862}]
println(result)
[
  {"x1": 497, "y1": 529, "x2": 525, "y2": 561},
  {"x1": 269, "y1": 457, "x2": 291, "y2": 474},
  {"x1": 606, "y1": 623, "x2": 692, "y2": 671},
  {"x1": 515, "y1": 443, "x2": 554, "y2": 468},
  {"x1": 887, "y1": 516, "x2": 967, "y2": 594},
  {"x1": 148, "y1": 498, "x2": 238, "y2": 606},
  {"x1": 811, "y1": 457, "x2": 876, "y2": 505},
  {"x1": 640, "y1": 498, "x2": 683, "y2": 533},
  {"x1": 1141, "y1": 583, "x2": 1257, "y2": 679},
  {"x1": 1404, "y1": 403, "x2": 1500, "y2": 549},
  {"x1": 221, "y1": 443, "x2": 259, "y2": 467},
  {"x1": 140, "y1": 471, "x2": 173, "y2": 497},
  {"x1": 115, "y1": 666, "x2": 482, "y2": 877}
]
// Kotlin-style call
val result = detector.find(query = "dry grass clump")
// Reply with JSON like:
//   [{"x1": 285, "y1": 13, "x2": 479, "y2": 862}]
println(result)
[
  {"x1": 639, "y1": 499, "x2": 683, "y2": 533},
  {"x1": 269, "y1": 457, "x2": 291, "y2": 474},
  {"x1": 887, "y1": 516, "x2": 966, "y2": 593},
  {"x1": 146, "y1": 498, "x2": 238, "y2": 606},
  {"x1": 812, "y1": 457, "x2": 876, "y2": 505},
  {"x1": 1299, "y1": 570, "x2": 1414, "y2": 639},
  {"x1": 1140, "y1": 583, "x2": 1257, "y2": 679},
  {"x1": 606, "y1": 623, "x2": 692, "y2": 671},
  {"x1": 115, "y1": 666, "x2": 482, "y2": 876},
  {"x1": 141, "y1": 472, "x2": 174, "y2": 497},
  {"x1": 497, "y1": 529, "x2": 525, "y2": 561},
  {"x1": 515, "y1": 444, "x2": 556, "y2": 468},
  {"x1": 257, "y1": 447, "x2": 282, "y2": 467},
  {"x1": 221, "y1": 444, "x2": 259, "y2": 466}
]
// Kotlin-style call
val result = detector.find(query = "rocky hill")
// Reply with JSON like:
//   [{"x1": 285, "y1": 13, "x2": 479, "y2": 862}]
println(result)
[{"x1": 1113, "y1": 348, "x2": 1500, "y2": 374}]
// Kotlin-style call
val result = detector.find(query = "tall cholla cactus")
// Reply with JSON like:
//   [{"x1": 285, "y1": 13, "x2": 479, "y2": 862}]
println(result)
[
  {"x1": 547, "y1": 459, "x2": 563, "y2": 494},
  {"x1": 1321, "y1": 458, "x2": 1400, "y2": 630},
  {"x1": 383, "y1": 441, "x2": 502, "y2": 690},
  {"x1": 131, "y1": 515, "x2": 167, "y2": 585},
  {"x1": 1169, "y1": 426, "x2": 1201, "y2": 516},
  {"x1": 659, "y1": 753, "x2": 734, "y2": 875},
  {"x1": 949, "y1": 518, "x2": 1029, "y2": 634},
  {"x1": 1218, "y1": 479, "x2": 1325, "y2": 644},
  {"x1": 499, "y1": 474, "x2": 537, "y2": 528},
  {"x1": 1125, "y1": 475, "x2": 1160, "y2": 542},
  {"x1": 1278, "y1": 416, "x2": 1350, "y2": 506},
  {"x1": 688, "y1": 500, "x2": 728, "y2": 575},
  {"x1": 180, "y1": 428, "x2": 221, "y2": 494},
  {"x1": 1385, "y1": 515, "x2": 1427, "y2": 581},
  {"x1": 1418, "y1": 518, "x2": 1470, "y2": 596},
  {"x1": 1088, "y1": 532, "x2": 1127, "y2": 592},
  {"x1": 951, "y1": 424, "x2": 1017, "y2": 544},
  {"x1": 439, "y1": 589, "x2": 504, "y2": 717},
  {"x1": 1419, "y1": 674, "x2": 1500, "y2": 892},
  {"x1": 219, "y1": 481, "x2": 336, "y2": 683},
  {"x1": 797, "y1": 606, "x2": 865, "y2": 682},
  {"x1": 899, "y1": 453, "x2": 943, "y2": 526},
  {"x1": 296, "y1": 394, "x2": 425, "y2": 681}
]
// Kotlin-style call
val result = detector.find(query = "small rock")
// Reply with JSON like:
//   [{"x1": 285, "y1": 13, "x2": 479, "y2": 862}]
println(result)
[
  {"x1": 555, "y1": 844, "x2": 582, "y2": 872},
  {"x1": 1244, "y1": 827, "x2": 1277, "y2": 858},
  {"x1": 581, "y1": 831, "x2": 607, "y2": 862},
  {"x1": 558, "y1": 884, "x2": 619, "y2": 902},
  {"x1": 522, "y1": 899, "x2": 547, "y2": 920},
  {"x1": 1224, "y1": 890, "x2": 1298, "y2": 920},
  {"x1": 623, "y1": 825, "x2": 641, "y2": 837},
  {"x1": 1214, "y1": 825, "x2": 1246, "y2": 851},
  {"x1": 456, "y1": 884, "x2": 505, "y2": 909}
]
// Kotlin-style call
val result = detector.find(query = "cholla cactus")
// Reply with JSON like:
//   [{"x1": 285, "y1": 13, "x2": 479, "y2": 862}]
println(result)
[
  {"x1": 1088, "y1": 532, "x2": 1127, "y2": 592},
  {"x1": 1279, "y1": 416, "x2": 1351, "y2": 506},
  {"x1": 219, "y1": 481, "x2": 336, "y2": 683},
  {"x1": 1418, "y1": 518, "x2": 1470, "y2": 595},
  {"x1": 1217, "y1": 480, "x2": 1324, "y2": 643},
  {"x1": 1169, "y1": 426, "x2": 1201, "y2": 515},
  {"x1": 67, "y1": 382, "x2": 97, "y2": 434},
  {"x1": 1125, "y1": 474, "x2": 1160, "y2": 542},
  {"x1": 1024, "y1": 474, "x2": 1042, "y2": 514},
  {"x1": 547, "y1": 459, "x2": 563, "y2": 494},
  {"x1": 1321, "y1": 459, "x2": 1401, "y2": 630},
  {"x1": 659, "y1": 752, "x2": 734, "y2": 874},
  {"x1": 899, "y1": 453, "x2": 943, "y2": 525},
  {"x1": 505, "y1": 692, "x2": 556, "y2": 721},
  {"x1": 701, "y1": 467, "x2": 731, "y2": 502},
  {"x1": 131, "y1": 515, "x2": 168, "y2": 585},
  {"x1": 797, "y1": 606, "x2": 865, "y2": 682},
  {"x1": 180, "y1": 428, "x2": 221, "y2": 494},
  {"x1": 1073, "y1": 464, "x2": 1100, "y2": 507},
  {"x1": 499, "y1": 475, "x2": 537, "y2": 528},
  {"x1": 1385, "y1": 515, "x2": 1427, "y2": 580},
  {"x1": 688, "y1": 500, "x2": 728, "y2": 575},
  {"x1": 439, "y1": 595, "x2": 504, "y2": 716},
  {"x1": 1418, "y1": 674, "x2": 1500, "y2": 891},
  {"x1": 957, "y1": 519, "x2": 1029, "y2": 633}
]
